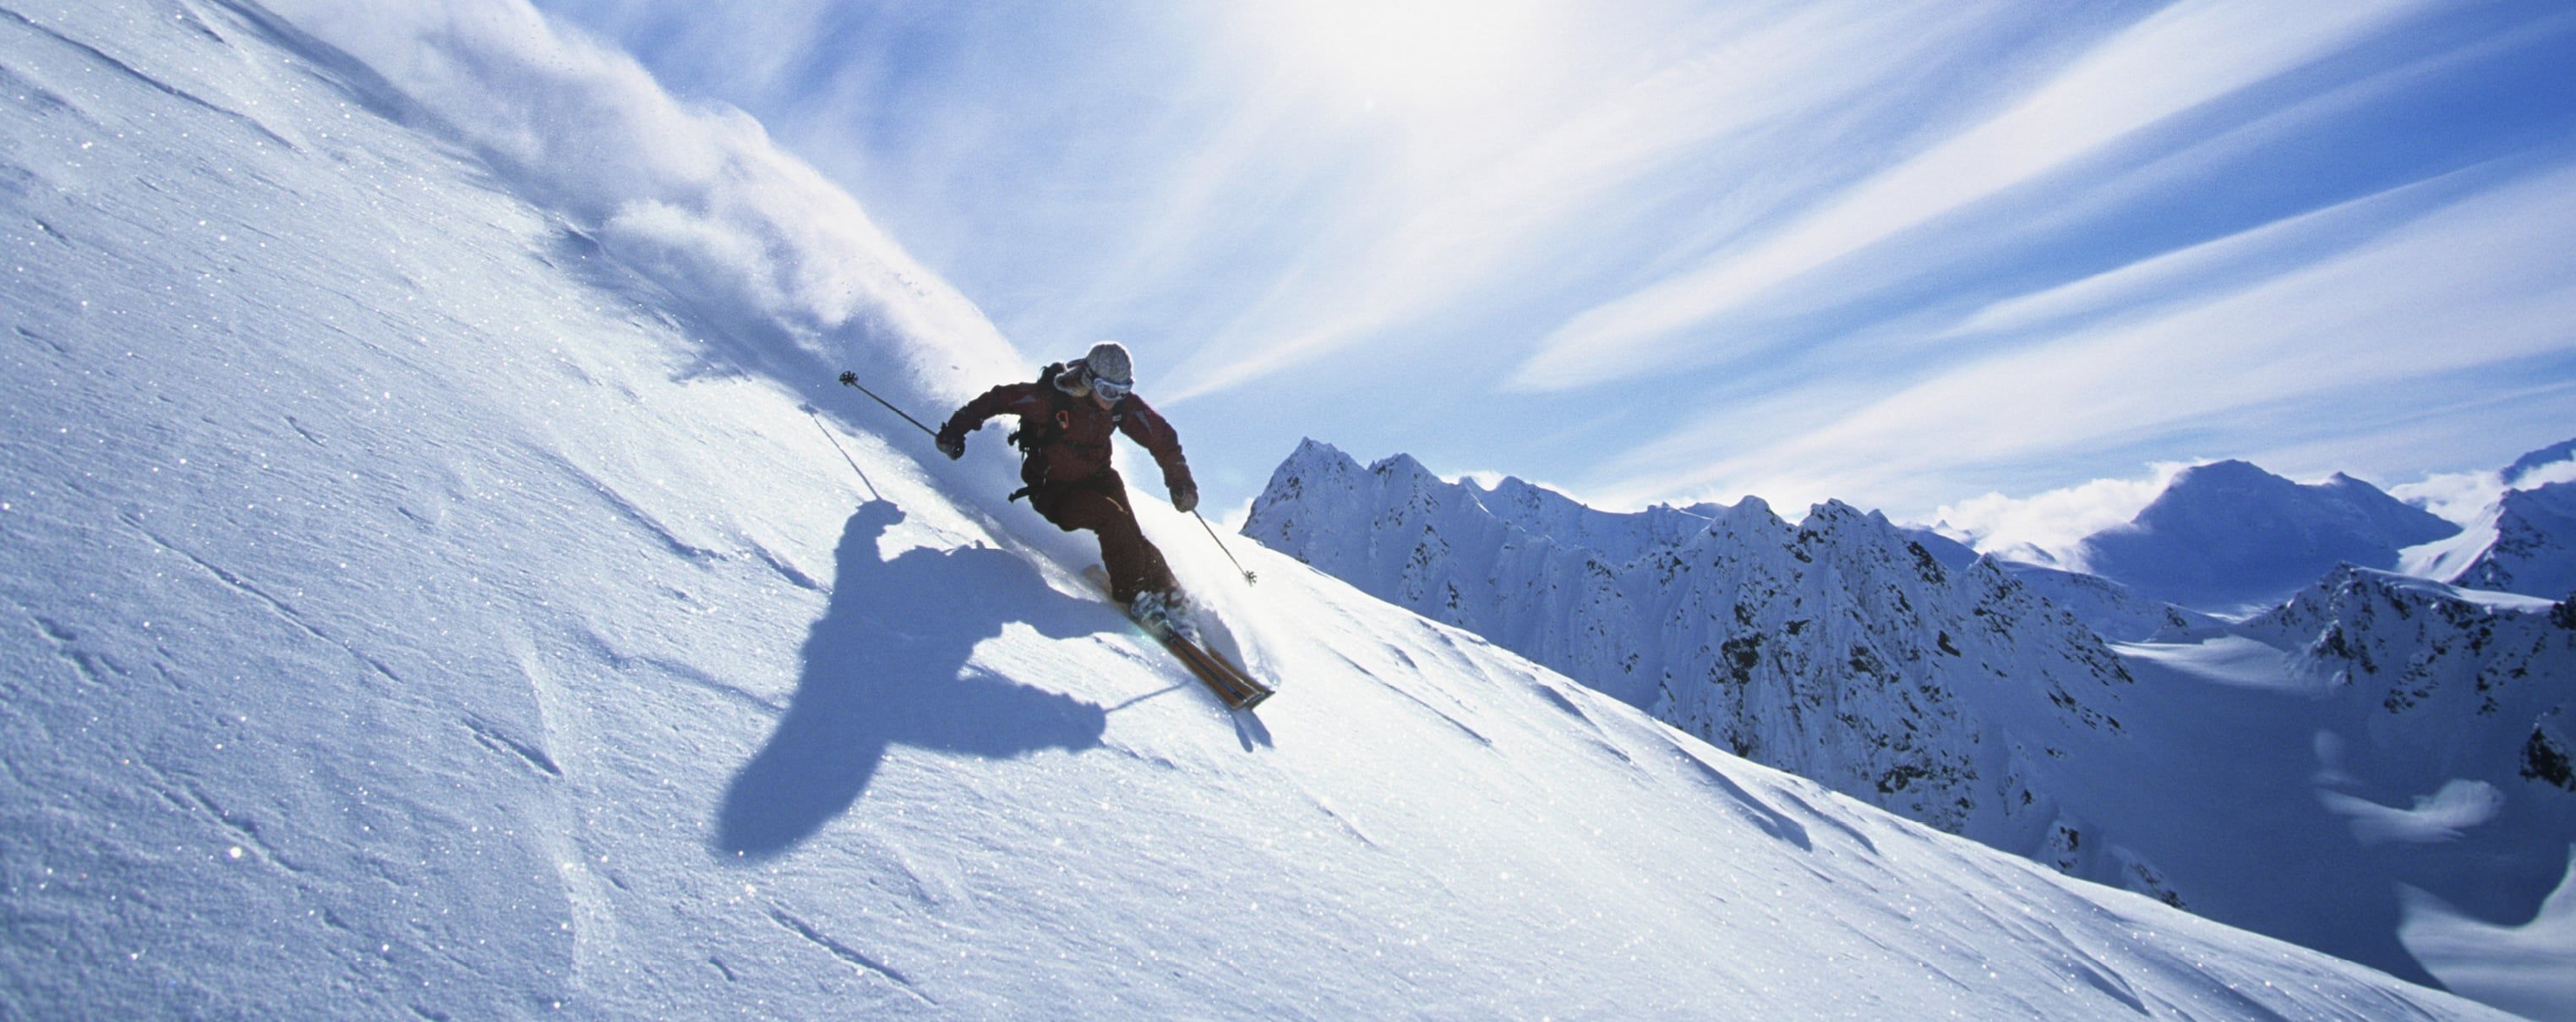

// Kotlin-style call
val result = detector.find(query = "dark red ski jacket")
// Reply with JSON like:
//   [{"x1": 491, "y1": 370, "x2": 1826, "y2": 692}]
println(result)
[{"x1": 943, "y1": 371, "x2": 1193, "y2": 498}]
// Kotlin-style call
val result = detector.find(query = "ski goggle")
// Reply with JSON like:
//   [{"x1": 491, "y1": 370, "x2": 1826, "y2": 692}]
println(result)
[{"x1": 1089, "y1": 372, "x2": 1132, "y2": 400}]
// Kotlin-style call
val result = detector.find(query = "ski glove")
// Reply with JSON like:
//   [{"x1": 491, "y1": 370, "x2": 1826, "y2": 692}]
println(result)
[
  {"x1": 1171, "y1": 481, "x2": 1198, "y2": 514},
  {"x1": 934, "y1": 429, "x2": 965, "y2": 461}
]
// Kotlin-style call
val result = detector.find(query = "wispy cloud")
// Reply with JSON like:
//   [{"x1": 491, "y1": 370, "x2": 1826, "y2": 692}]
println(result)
[
  {"x1": 1157, "y1": 2, "x2": 2006, "y2": 402},
  {"x1": 2393, "y1": 473, "x2": 2506, "y2": 527},
  {"x1": 1510, "y1": 0, "x2": 2437, "y2": 392},
  {"x1": 1928, "y1": 462, "x2": 2198, "y2": 565},
  {"x1": 1595, "y1": 159, "x2": 2576, "y2": 514},
  {"x1": 1938, "y1": 172, "x2": 2459, "y2": 341}
]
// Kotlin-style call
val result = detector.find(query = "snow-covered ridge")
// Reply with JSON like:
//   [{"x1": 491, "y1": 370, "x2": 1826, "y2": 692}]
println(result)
[
  {"x1": 1251, "y1": 440, "x2": 2576, "y2": 1012},
  {"x1": 2245, "y1": 566, "x2": 2568, "y2": 727},
  {"x1": 2507, "y1": 440, "x2": 2576, "y2": 488},
  {"x1": 2386, "y1": 437, "x2": 2576, "y2": 609},
  {"x1": 1465, "y1": 469, "x2": 1722, "y2": 565},
  {"x1": 2407, "y1": 480, "x2": 2576, "y2": 602},
  {"x1": 1996, "y1": 562, "x2": 2229, "y2": 643},
  {"x1": 1247, "y1": 440, "x2": 2136, "y2": 844}
]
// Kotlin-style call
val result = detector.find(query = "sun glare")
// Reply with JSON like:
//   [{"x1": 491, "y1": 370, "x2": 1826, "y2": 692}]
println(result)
[{"x1": 1253, "y1": 0, "x2": 1555, "y2": 114}]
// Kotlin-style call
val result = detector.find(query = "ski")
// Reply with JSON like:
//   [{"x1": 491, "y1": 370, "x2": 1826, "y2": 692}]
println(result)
[{"x1": 1083, "y1": 566, "x2": 1274, "y2": 710}]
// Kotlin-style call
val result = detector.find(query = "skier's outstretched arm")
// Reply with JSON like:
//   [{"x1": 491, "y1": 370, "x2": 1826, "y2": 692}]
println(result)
[
  {"x1": 935, "y1": 382, "x2": 1039, "y2": 460},
  {"x1": 1119, "y1": 397, "x2": 1197, "y2": 512}
]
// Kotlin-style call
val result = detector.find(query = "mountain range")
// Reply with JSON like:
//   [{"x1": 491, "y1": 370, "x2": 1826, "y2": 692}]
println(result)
[
  {"x1": 1247, "y1": 439, "x2": 2576, "y2": 1011},
  {"x1": 2042, "y1": 446, "x2": 2576, "y2": 615}
]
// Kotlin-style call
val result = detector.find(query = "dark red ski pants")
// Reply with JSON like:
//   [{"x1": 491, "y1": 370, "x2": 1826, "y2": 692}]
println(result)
[{"x1": 1030, "y1": 467, "x2": 1176, "y2": 604}]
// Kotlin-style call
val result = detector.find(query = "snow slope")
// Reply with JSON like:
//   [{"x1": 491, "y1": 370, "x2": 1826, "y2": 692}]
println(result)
[
  {"x1": 0, "y1": 1, "x2": 2522, "y2": 1018},
  {"x1": 1248, "y1": 441, "x2": 2576, "y2": 1015}
]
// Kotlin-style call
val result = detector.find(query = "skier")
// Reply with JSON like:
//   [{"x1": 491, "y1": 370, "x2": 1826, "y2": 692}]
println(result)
[{"x1": 935, "y1": 342, "x2": 1199, "y2": 627}]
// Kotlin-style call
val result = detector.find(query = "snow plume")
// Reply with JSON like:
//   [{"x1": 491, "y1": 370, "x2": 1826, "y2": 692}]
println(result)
[
  {"x1": 1930, "y1": 462, "x2": 2197, "y2": 566},
  {"x1": 2510, "y1": 442, "x2": 2576, "y2": 490},
  {"x1": 2319, "y1": 779, "x2": 2506, "y2": 846},
  {"x1": 2393, "y1": 469, "x2": 2513, "y2": 528},
  {"x1": 265, "y1": 0, "x2": 1019, "y2": 396},
  {"x1": 2392, "y1": 438, "x2": 2576, "y2": 526}
]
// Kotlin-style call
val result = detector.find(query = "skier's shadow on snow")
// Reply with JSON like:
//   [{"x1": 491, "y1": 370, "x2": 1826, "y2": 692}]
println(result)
[{"x1": 716, "y1": 500, "x2": 1110, "y2": 860}]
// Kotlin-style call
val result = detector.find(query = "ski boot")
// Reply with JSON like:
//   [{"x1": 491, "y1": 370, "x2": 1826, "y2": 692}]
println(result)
[{"x1": 1128, "y1": 589, "x2": 1197, "y2": 642}]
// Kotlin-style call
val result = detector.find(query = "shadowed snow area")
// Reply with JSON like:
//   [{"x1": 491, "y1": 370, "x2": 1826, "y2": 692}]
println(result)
[{"x1": 0, "y1": 1, "x2": 2516, "y2": 1017}]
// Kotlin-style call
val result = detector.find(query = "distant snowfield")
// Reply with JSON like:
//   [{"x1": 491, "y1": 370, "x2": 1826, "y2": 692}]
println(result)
[{"x1": 0, "y1": 1, "x2": 2523, "y2": 1018}]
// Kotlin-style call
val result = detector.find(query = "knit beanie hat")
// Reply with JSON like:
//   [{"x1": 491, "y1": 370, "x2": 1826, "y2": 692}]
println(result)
[{"x1": 1083, "y1": 342, "x2": 1132, "y2": 386}]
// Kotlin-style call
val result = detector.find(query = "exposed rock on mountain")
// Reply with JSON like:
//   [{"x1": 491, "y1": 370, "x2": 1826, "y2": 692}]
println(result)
[
  {"x1": 1246, "y1": 440, "x2": 2136, "y2": 844},
  {"x1": 1248, "y1": 441, "x2": 2576, "y2": 1000},
  {"x1": 2242, "y1": 566, "x2": 2574, "y2": 746}
]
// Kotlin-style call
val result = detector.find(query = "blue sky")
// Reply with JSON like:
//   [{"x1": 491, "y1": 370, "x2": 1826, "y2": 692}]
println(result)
[{"x1": 522, "y1": 0, "x2": 2576, "y2": 538}]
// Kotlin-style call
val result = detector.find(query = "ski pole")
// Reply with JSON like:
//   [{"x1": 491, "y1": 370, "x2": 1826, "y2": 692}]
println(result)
[
  {"x1": 805, "y1": 407, "x2": 882, "y2": 501},
  {"x1": 836, "y1": 370, "x2": 938, "y2": 438},
  {"x1": 1194, "y1": 511, "x2": 1258, "y2": 586}
]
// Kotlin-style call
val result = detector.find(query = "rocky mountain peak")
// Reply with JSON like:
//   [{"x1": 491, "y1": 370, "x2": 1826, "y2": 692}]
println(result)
[{"x1": 1246, "y1": 445, "x2": 2134, "y2": 844}]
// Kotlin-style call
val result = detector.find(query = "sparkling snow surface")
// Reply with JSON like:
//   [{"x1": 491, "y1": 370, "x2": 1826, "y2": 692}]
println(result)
[{"x1": 0, "y1": 1, "x2": 2525, "y2": 1018}]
